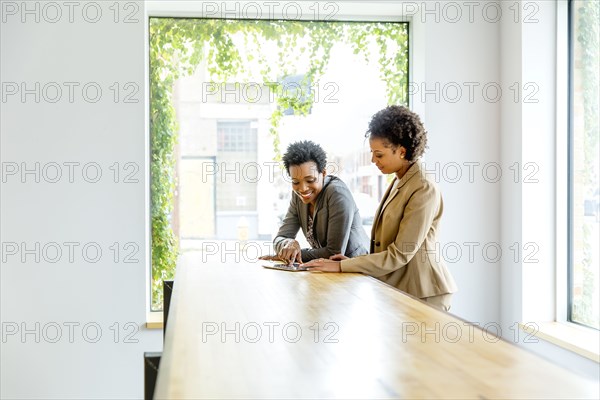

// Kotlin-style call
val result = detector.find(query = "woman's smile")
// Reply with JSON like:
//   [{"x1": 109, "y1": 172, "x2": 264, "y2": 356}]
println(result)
[{"x1": 297, "y1": 190, "x2": 314, "y2": 200}]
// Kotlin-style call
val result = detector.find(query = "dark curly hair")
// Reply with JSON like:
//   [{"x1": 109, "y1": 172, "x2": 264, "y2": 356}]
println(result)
[
  {"x1": 282, "y1": 140, "x2": 327, "y2": 173},
  {"x1": 365, "y1": 105, "x2": 428, "y2": 161}
]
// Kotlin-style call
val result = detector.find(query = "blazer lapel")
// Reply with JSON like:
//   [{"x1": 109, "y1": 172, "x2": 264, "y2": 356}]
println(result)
[
  {"x1": 372, "y1": 162, "x2": 423, "y2": 232},
  {"x1": 372, "y1": 179, "x2": 396, "y2": 235},
  {"x1": 303, "y1": 175, "x2": 333, "y2": 241},
  {"x1": 396, "y1": 161, "x2": 421, "y2": 190},
  {"x1": 311, "y1": 176, "x2": 333, "y2": 237}
]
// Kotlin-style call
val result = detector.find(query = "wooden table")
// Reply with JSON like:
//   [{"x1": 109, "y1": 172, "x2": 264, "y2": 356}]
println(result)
[{"x1": 154, "y1": 261, "x2": 599, "y2": 399}]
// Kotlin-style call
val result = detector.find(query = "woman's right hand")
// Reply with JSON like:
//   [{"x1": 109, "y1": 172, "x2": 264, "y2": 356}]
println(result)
[
  {"x1": 258, "y1": 254, "x2": 281, "y2": 261},
  {"x1": 278, "y1": 239, "x2": 302, "y2": 264}
]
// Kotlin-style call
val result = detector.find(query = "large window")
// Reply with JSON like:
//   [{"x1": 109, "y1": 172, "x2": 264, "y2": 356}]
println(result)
[
  {"x1": 568, "y1": 0, "x2": 599, "y2": 330},
  {"x1": 150, "y1": 17, "x2": 409, "y2": 310}
]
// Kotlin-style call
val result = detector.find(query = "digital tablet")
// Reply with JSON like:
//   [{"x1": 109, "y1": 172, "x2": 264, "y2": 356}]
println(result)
[{"x1": 261, "y1": 261, "x2": 309, "y2": 272}]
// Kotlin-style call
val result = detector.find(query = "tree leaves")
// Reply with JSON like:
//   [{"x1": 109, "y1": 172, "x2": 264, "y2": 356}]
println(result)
[{"x1": 149, "y1": 17, "x2": 409, "y2": 310}]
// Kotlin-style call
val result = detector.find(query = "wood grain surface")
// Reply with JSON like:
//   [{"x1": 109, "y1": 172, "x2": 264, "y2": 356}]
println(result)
[{"x1": 154, "y1": 261, "x2": 599, "y2": 399}]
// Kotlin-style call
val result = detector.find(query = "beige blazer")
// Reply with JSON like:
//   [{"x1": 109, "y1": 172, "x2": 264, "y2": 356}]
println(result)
[{"x1": 341, "y1": 161, "x2": 458, "y2": 298}]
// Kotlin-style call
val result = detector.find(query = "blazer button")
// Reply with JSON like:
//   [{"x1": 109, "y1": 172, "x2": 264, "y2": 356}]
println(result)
[{"x1": 375, "y1": 241, "x2": 381, "y2": 247}]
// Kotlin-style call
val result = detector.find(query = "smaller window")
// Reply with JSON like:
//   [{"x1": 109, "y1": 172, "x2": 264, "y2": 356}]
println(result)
[{"x1": 568, "y1": 0, "x2": 599, "y2": 330}]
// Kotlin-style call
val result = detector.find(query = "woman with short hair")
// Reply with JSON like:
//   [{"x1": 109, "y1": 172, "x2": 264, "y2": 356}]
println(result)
[{"x1": 268, "y1": 140, "x2": 369, "y2": 264}]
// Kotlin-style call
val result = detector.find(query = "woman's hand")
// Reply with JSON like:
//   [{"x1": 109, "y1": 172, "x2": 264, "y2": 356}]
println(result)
[
  {"x1": 278, "y1": 239, "x2": 302, "y2": 264},
  {"x1": 301, "y1": 258, "x2": 341, "y2": 272},
  {"x1": 329, "y1": 254, "x2": 348, "y2": 261},
  {"x1": 258, "y1": 255, "x2": 282, "y2": 261}
]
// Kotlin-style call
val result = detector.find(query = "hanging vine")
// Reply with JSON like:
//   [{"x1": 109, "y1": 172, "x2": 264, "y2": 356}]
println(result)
[{"x1": 149, "y1": 18, "x2": 409, "y2": 310}]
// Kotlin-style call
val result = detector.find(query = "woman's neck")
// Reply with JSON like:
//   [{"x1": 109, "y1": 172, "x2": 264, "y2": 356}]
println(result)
[{"x1": 395, "y1": 161, "x2": 414, "y2": 180}]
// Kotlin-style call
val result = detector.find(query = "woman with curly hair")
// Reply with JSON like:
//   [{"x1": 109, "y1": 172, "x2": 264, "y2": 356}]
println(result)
[
  {"x1": 266, "y1": 140, "x2": 369, "y2": 264},
  {"x1": 303, "y1": 106, "x2": 458, "y2": 311}
]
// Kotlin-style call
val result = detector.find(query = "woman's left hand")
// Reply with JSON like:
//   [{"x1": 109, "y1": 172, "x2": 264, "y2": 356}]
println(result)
[
  {"x1": 258, "y1": 255, "x2": 282, "y2": 261},
  {"x1": 301, "y1": 258, "x2": 341, "y2": 272},
  {"x1": 329, "y1": 254, "x2": 348, "y2": 261}
]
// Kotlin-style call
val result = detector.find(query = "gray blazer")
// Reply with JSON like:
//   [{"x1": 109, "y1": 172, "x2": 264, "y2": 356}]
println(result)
[{"x1": 274, "y1": 176, "x2": 370, "y2": 261}]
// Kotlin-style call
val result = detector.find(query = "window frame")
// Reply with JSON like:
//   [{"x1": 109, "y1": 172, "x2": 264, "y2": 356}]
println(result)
[
  {"x1": 556, "y1": 0, "x2": 570, "y2": 325},
  {"x1": 566, "y1": 0, "x2": 600, "y2": 331},
  {"x1": 566, "y1": 0, "x2": 575, "y2": 326},
  {"x1": 144, "y1": 1, "x2": 421, "y2": 323}
]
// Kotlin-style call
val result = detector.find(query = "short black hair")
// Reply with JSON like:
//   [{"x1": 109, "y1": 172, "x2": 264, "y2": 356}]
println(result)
[
  {"x1": 282, "y1": 140, "x2": 327, "y2": 173},
  {"x1": 366, "y1": 105, "x2": 428, "y2": 161}
]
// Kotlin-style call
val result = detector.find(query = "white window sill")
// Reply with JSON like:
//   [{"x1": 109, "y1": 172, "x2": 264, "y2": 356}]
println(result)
[
  {"x1": 520, "y1": 322, "x2": 599, "y2": 363},
  {"x1": 146, "y1": 311, "x2": 164, "y2": 329}
]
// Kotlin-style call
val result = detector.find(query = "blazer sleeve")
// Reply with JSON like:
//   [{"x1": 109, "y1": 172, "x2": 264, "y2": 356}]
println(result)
[
  {"x1": 340, "y1": 182, "x2": 440, "y2": 277},
  {"x1": 273, "y1": 196, "x2": 302, "y2": 254},
  {"x1": 301, "y1": 184, "x2": 356, "y2": 260}
]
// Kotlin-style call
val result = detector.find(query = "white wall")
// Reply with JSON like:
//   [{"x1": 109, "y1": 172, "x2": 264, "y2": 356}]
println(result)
[
  {"x1": 499, "y1": 0, "x2": 598, "y2": 379},
  {"x1": 498, "y1": 0, "x2": 557, "y2": 330},
  {"x1": 0, "y1": 1, "x2": 596, "y2": 398},
  {"x1": 413, "y1": 0, "x2": 501, "y2": 325},
  {"x1": 0, "y1": 1, "x2": 162, "y2": 398}
]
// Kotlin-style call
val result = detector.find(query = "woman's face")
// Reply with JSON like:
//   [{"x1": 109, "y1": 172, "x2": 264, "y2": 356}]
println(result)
[
  {"x1": 369, "y1": 137, "x2": 406, "y2": 174},
  {"x1": 289, "y1": 161, "x2": 326, "y2": 205}
]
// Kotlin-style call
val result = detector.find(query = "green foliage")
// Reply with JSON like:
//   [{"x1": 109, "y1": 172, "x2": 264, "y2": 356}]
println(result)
[
  {"x1": 572, "y1": 0, "x2": 599, "y2": 329},
  {"x1": 149, "y1": 18, "x2": 408, "y2": 310},
  {"x1": 577, "y1": 0, "x2": 599, "y2": 187}
]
